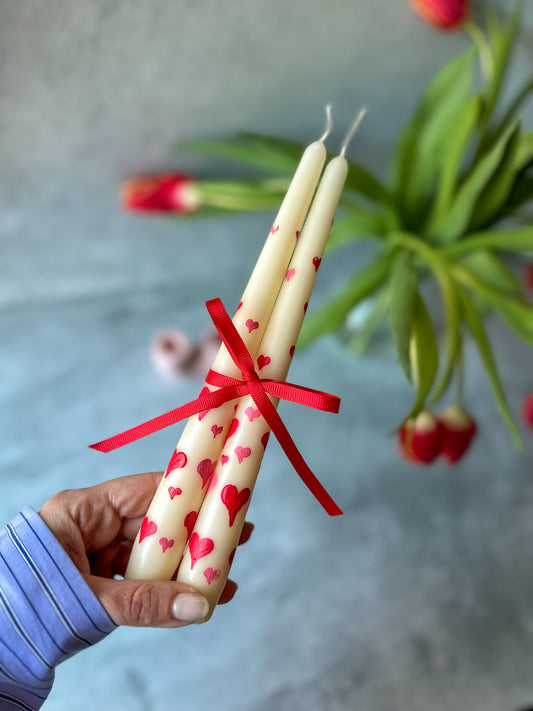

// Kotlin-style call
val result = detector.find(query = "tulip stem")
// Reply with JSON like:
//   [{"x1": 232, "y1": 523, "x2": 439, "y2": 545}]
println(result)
[
  {"x1": 464, "y1": 20, "x2": 494, "y2": 84},
  {"x1": 455, "y1": 346, "x2": 465, "y2": 409}
]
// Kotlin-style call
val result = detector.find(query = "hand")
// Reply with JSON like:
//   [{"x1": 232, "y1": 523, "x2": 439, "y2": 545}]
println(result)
[{"x1": 39, "y1": 472, "x2": 252, "y2": 628}]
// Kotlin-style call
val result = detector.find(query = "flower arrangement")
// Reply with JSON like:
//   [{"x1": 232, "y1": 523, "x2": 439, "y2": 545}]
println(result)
[{"x1": 122, "y1": 0, "x2": 533, "y2": 464}]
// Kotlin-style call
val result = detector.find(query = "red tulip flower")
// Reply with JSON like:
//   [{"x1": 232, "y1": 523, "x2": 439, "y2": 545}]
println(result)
[
  {"x1": 121, "y1": 174, "x2": 201, "y2": 214},
  {"x1": 411, "y1": 0, "x2": 468, "y2": 30},
  {"x1": 399, "y1": 410, "x2": 443, "y2": 464},
  {"x1": 438, "y1": 406, "x2": 477, "y2": 463},
  {"x1": 523, "y1": 393, "x2": 533, "y2": 429}
]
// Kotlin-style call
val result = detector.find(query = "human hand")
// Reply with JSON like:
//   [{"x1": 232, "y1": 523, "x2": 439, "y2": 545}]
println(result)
[{"x1": 39, "y1": 472, "x2": 253, "y2": 627}]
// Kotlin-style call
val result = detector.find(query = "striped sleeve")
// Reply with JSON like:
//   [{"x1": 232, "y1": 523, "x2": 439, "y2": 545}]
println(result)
[{"x1": 0, "y1": 507, "x2": 117, "y2": 709}]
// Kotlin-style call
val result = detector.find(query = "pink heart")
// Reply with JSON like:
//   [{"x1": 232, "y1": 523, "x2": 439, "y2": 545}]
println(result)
[
  {"x1": 313, "y1": 256, "x2": 322, "y2": 272},
  {"x1": 304, "y1": 302, "x2": 308, "y2": 313},
  {"x1": 211, "y1": 424, "x2": 223, "y2": 438},
  {"x1": 270, "y1": 224, "x2": 279, "y2": 234},
  {"x1": 159, "y1": 537, "x2": 174, "y2": 553},
  {"x1": 184, "y1": 511, "x2": 198, "y2": 538},
  {"x1": 257, "y1": 354, "x2": 271, "y2": 370},
  {"x1": 139, "y1": 517, "x2": 157, "y2": 543},
  {"x1": 168, "y1": 486, "x2": 182, "y2": 500},
  {"x1": 198, "y1": 386, "x2": 213, "y2": 421},
  {"x1": 220, "y1": 454, "x2": 229, "y2": 466},
  {"x1": 197, "y1": 458, "x2": 216, "y2": 488},
  {"x1": 235, "y1": 446, "x2": 251, "y2": 464},
  {"x1": 165, "y1": 450, "x2": 187, "y2": 477},
  {"x1": 208, "y1": 472, "x2": 218, "y2": 491},
  {"x1": 261, "y1": 432, "x2": 270, "y2": 449},
  {"x1": 225, "y1": 417, "x2": 239, "y2": 441},
  {"x1": 289, "y1": 345, "x2": 295, "y2": 358},
  {"x1": 245, "y1": 318, "x2": 259, "y2": 334},
  {"x1": 286, "y1": 268, "x2": 295, "y2": 282},
  {"x1": 221, "y1": 485, "x2": 251, "y2": 527},
  {"x1": 203, "y1": 567, "x2": 221, "y2": 585},
  {"x1": 189, "y1": 532, "x2": 214, "y2": 569},
  {"x1": 245, "y1": 406, "x2": 261, "y2": 422}
]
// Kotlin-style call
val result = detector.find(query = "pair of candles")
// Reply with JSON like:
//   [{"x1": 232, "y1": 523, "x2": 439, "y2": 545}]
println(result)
[{"x1": 124, "y1": 108, "x2": 365, "y2": 619}]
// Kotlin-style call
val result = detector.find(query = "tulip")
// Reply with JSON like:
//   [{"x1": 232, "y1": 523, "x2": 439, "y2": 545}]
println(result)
[
  {"x1": 399, "y1": 410, "x2": 442, "y2": 464},
  {"x1": 411, "y1": 0, "x2": 468, "y2": 30},
  {"x1": 438, "y1": 406, "x2": 477, "y2": 463},
  {"x1": 121, "y1": 174, "x2": 201, "y2": 214},
  {"x1": 526, "y1": 265, "x2": 533, "y2": 291},
  {"x1": 523, "y1": 393, "x2": 533, "y2": 429}
]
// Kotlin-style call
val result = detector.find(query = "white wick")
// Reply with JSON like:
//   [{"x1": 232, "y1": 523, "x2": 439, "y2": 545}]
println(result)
[
  {"x1": 318, "y1": 104, "x2": 333, "y2": 143},
  {"x1": 339, "y1": 107, "x2": 367, "y2": 157}
]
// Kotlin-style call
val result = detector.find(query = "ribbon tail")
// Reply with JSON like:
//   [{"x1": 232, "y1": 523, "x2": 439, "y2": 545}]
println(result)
[{"x1": 248, "y1": 382, "x2": 343, "y2": 516}]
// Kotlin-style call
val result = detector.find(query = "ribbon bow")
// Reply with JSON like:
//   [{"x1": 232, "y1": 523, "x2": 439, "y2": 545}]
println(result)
[{"x1": 90, "y1": 298, "x2": 343, "y2": 516}]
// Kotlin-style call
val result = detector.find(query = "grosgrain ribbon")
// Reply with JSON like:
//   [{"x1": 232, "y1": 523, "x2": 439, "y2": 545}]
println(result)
[{"x1": 90, "y1": 298, "x2": 343, "y2": 516}]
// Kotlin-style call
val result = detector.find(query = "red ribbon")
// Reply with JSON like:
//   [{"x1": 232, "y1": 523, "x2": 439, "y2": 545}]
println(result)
[{"x1": 90, "y1": 298, "x2": 343, "y2": 516}]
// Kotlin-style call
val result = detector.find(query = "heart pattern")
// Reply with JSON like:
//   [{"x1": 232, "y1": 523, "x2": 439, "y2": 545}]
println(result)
[
  {"x1": 289, "y1": 345, "x2": 295, "y2": 358},
  {"x1": 304, "y1": 302, "x2": 308, "y2": 313},
  {"x1": 286, "y1": 268, "x2": 295, "y2": 282},
  {"x1": 220, "y1": 454, "x2": 229, "y2": 466},
  {"x1": 165, "y1": 450, "x2": 187, "y2": 477},
  {"x1": 313, "y1": 256, "x2": 322, "y2": 272},
  {"x1": 139, "y1": 517, "x2": 157, "y2": 543},
  {"x1": 211, "y1": 424, "x2": 223, "y2": 438},
  {"x1": 270, "y1": 224, "x2": 279, "y2": 234},
  {"x1": 184, "y1": 511, "x2": 198, "y2": 538},
  {"x1": 245, "y1": 319, "x2": 259, "y2": 334},
  {"x1": 221, "y1": 484, "x2": 251, "y2": 527},
  {"x1": 245, "y1": 406, "x2": 261, "y2": 422},
  {"x1": 296, "y1": 230, "x2": 300, "y2": 239},
  {"x1": 197, "y1": 458, "x2": 216, "y2": 488},
  {"x1": 236, "y1": 301, "x2": 243, "y2": 311},
  {"x1": 159, "y1": 537, "x2": 174, "y2": 553},
  {"x1": 208, "y1": 472, "x2": 218, "y2": 491},
  {"x1": 235, "y1": 446, "x2": 251, "y2": 464},
  {"x1": 198, "y1": 386, "x2": 212, "y2": 421},
  {"x1": 257, "y1": 354, "x2": 271, "y2": 370},
  {"x1": 226, "y1": 417, "x2": 239, "y2": 440},
  {"x1": 189, "y1": 532, "x2": 214, "y2": 569},
  {"x1": 203, "y1": 567, "x2": 221, "y2": 585},
  {"x1": 168, "y1": 486, "x2": 182, "y2": 500},
  {"x1": 261, "y1": 432, "x2": 270, "y2": 449}
]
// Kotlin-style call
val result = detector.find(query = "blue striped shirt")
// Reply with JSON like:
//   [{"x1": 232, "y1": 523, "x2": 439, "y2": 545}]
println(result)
[{"x1": 0, "y1": 507, "x2": 117, "y2": 709}]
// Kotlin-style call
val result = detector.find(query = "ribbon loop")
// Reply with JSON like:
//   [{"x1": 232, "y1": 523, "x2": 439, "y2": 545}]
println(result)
[{"x1": 90, "y1": 298, "x2": 342, "y2": 516}]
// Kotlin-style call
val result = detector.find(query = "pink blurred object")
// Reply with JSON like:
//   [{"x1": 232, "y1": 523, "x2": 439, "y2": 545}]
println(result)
[
  {"x1": 411, "y1": 0, "x2": 468, "y2": 30},
  {"x1": 151, "y1": 328, "x2": 221, "y2": 380}
]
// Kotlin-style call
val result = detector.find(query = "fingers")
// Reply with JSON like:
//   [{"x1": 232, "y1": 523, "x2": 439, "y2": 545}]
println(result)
[
  {"x1": 97, "y1": 471, "x2": 164, "y2": 520},
  {"x1": 85, "y1": 575, "x2": 211, "y2": 628}
]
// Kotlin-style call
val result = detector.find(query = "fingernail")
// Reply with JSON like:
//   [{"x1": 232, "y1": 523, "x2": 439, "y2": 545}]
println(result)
[{"x1": 172, "y1": 593, "x2": 209, "y2": 623}]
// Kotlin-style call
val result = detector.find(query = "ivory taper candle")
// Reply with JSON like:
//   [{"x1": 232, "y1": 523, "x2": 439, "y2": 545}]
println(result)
[
  {"x1": 176, "y1": 140, "x2": 354, "y2": 616},
  {"x1": 125, "y1": 129, "x2": 329, "y2": 580}
]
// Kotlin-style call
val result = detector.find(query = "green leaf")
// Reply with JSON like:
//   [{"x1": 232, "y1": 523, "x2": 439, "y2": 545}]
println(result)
[
  {"x1": 456, "y1": 285, "x2": 521, "y2": 446},
  {"x1": 443, "y1": 225, "x2": 533, "y2": 254},
  {"x1": 407, "y1": 291, "x2": 439, "y2": 417},
  {"x1": 179, "y1": 136, "x2": 301, "y2": 173},
  {"x1": 388, "y1": 252, "x2": 417, "y2": 380},
  {"x1": 391, "y1": 48, "x2": 476, "y2": 222},
  {"x1": 343, "y1": 158, "x2": 393, "y2": 207},
  {"x1": 428, "y1": 272, "x2": 461, "y2": 405},
  {"x1": 325, "y1": 211, "x2": 386, "y2": 253},
  {"x1": 346, "y1": 287, "x2": 390, "y2": 354},
  {"x1": 515, "y1": 131, "x2": 533, "y2": 172},
  {"x1": 297, "y1": 254, "x2": 391, "y2": 349},
  {"x1": 469, "y1": 120, "x2": 522, "y2": 229},
  {"x1": 428, "y1": 120, "x2": 520, "y2": 243},
  {"x1": 458, "y1": 250, "x2": 522, "y2": 295}
]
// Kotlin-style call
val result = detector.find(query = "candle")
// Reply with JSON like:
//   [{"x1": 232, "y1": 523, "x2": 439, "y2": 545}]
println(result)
[
  {"x1": 175, "y1": 148, "x2": 352, "y2": 617},
  {"x1": 125, "y1": 129, "x2": 329, "y2": 580}
]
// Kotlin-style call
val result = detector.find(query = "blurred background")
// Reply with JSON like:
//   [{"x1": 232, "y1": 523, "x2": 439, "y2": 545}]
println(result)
[{"x1": 2, "y1": 1, "x2": 533, "y2": 709}]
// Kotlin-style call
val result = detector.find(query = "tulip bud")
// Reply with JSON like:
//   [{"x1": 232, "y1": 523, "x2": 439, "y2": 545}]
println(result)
[
  {"x1": 399, "y1": 410, "x2": 442, "y2": 464},
  {"x1": 411, "y1": 0, "x2": 468, "y2": 30},
  {"x1": 438, "y1": 406, "x2": 477, "y2": 463},
  {"x1": 121, "y1": 174, "x2": 201, "y2": 214},
  {"x1": 523, "y1": 393, "x2": 533, "y2": 429}
]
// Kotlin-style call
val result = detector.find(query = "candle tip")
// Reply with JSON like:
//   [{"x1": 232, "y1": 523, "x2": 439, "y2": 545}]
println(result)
[
  {"x1": 339, "y1": 108, "x2": 367, "y2": 157},
  {"x1": 318, "y1": 104, "x2": 333, "y2": 143}
]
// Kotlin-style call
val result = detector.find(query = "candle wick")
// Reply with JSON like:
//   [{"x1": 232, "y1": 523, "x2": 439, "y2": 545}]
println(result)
[
  {"x1": 339, "y1": 108, "x2": 367, "y2": 157},
  {"x1": 318, "y1": 104, "x2": 333, "y2": 143}
]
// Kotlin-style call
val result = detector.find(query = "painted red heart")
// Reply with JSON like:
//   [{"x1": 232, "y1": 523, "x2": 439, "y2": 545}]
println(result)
[
  {"x1": 165, "y1": 450, "x2": 187, "y2": 477},
  {"x1": 270, "y1": 224, "x2": 279, "y2": 234},
  {"x1": 261, "y1": 432, "x2": 270, "y2": 449},
  {"x1": 257, "y1": 354, "x2": 271, "y2": 370},
  {"x1": 184, "y1": 511, "x2": 198, "y2": 538},
  {"x1": 203, "y1": 567, "x2": 221, "y2": 585},
  {"x1": 286, "y1": 268, "x2": 295, "y2": 282},
  {"x1": 189, "y1": 532, "x2": 214, "y2": 569},
  {"x1": 168, "y1": 486, "x2": 182, "y2": 500},
  {"x1": 229, "y1": 548, "x2": 237, "y2": 566},
  {"x1": 225, "y1": 417, "x2": 239, "y2": 441},
  {"x1": 198, "y1": 386, "x2": 212, "y2": 421},
  {"x1": 245, "y1": 406, "x2": 261, "y2": 422},
  {"x1": 289, "y1": 345, "x2": 295, "y2": 358},
  {"x1": 304, "y1": 302, "x2": 308, "y2": 313},
  {"x1": 221, "y1": 485, "x2": 251, "y2": 527},
  {"x1": 197, "y1": 458, "x2": 216, "y2": 488},
  {"x1": 220, "y1": 454, "x2": 229, "y2": 466},
  {"x1": 296, "y1": 230, "x2": 300, "y2": 239},
  {"x1": 313, "y1": 256, "x2": 322, "y2": 272},
  {"x1": 245, "y1": 318, "x2": 259, "y2": 334},
  {"x1": 139, "y1": 517, "x2": 157, "y2": 543},
  {"x1": 236, "y1": 301, "x2": 243, "y2": 311},
  {"x1": 211, "y1": 424, "x2": 223, "y2": 438},
  {"x1": 159, "y1": 537, "x2": 174, "y2": 553},
  {"x1": 208, "y1": 472, "x2": 218, "y2": 491},
  {"x1": 235, "y1": 446, "x2": 251, "y2": 464}
]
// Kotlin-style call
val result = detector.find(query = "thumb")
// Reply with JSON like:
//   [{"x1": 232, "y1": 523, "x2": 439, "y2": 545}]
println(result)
[{"x1": 85, "y1": 575, "x2": 210, "y2": 627}]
